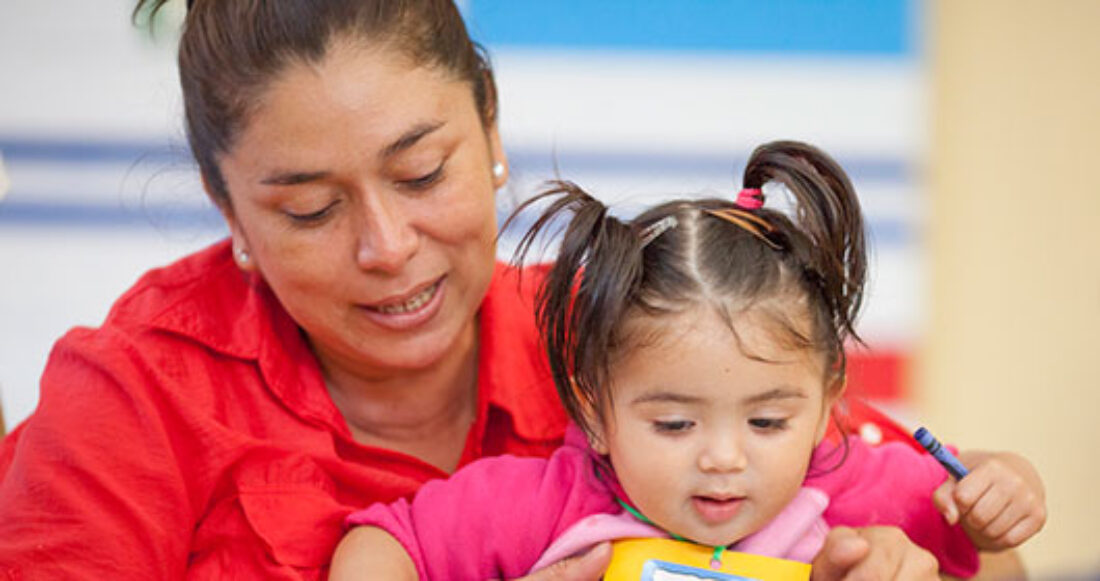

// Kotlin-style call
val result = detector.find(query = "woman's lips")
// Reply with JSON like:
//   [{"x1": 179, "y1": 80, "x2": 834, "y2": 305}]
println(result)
[
  {"x1": 692, "y1": 495, "x2": 744, "y2": 524},
  {"x1": 359, "y1": 277, "x2": 446, "y2": 330}
]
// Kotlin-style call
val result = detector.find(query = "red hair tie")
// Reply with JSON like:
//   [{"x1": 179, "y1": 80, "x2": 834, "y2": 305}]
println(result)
[{"x1": 735, "y1": 188, "x2": 764, "y2": 210}]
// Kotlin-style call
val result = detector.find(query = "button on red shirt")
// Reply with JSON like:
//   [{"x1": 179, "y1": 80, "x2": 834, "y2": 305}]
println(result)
[{"x1": 0, "y1": 240, "x2": 567, "y2": 579}]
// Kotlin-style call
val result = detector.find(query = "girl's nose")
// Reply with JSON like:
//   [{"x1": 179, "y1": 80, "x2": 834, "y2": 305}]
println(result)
[
  {"x1": 355, "y1": 194, "x2": 419, "y2": 273},
  {"x1": 697, "y1": 433, "x2": 748, "y2": 474}
]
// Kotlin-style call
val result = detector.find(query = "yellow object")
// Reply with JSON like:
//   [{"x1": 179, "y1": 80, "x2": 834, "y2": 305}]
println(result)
[{"x1": 604, "y1": 538, "x2": 810, "y2": 581}]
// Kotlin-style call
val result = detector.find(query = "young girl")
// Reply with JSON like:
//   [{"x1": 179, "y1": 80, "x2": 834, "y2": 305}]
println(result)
[{"x1": 330, "y1": 141, "x2": 1045, "y2": 579}]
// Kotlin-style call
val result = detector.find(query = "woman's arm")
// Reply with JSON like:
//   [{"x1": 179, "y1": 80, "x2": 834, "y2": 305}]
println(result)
[
  {"x1": 330, "y1": 526, "x2": 418, "y2": 581},
  {"x1": 0, "y1": 332, "x2": 192, "y2": 577}
]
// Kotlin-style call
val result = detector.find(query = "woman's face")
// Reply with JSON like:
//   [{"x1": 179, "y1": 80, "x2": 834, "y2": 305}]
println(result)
[{"x1": 217, "y1": 41, "x2": 506, "y2": 378}]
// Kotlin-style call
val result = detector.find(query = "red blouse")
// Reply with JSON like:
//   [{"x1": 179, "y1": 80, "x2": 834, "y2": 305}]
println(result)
[{"x1": 0, "y1": 240, "x2": 567, "y2": 579}]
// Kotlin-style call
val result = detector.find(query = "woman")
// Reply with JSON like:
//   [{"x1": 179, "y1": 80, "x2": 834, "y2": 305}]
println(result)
[{"x1": 0, "y1": 1, "x2": 1014, "y2": 579}]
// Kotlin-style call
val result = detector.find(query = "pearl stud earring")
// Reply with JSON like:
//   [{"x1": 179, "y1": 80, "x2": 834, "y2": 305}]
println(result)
[{"x1": 492, "y1": 162, "x2": 505, "y2": 179}]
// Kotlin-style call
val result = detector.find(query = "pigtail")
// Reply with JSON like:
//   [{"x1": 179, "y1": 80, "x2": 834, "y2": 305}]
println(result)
[
  {"x1": 743, "y1": 141, "x2": 867, "y2": 346},
  {"x1": 510, "y1": 182, "x2": 644, "y2": 437}
]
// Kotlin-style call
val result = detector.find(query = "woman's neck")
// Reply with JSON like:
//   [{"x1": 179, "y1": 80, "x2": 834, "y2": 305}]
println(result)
[{"x1": 318, "y1": 322, "x2": 480, "y2": 473}]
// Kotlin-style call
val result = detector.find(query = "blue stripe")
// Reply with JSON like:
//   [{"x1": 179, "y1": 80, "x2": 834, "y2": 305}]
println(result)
[
  {"x1": 498, "y1": 204, "x2": 913, "y2": 247},
  {"x1": 0, "y1": 200, "x2": 223, "y2": 230},
  {"x1": 0, "y1": 199, "x2": 912, "y2": 246},
  {"x1": 465, "y1": 0, "x2": 913, "y2": 56},
  {"x1": 507, "y1": 150, "x2": 910, "y2": 182},
  {"x1": 0, "y1": 138, "x2": 911, "y2": 182},
  {"x1": 0, "y1": 137, "x2": 186, "y2": 164}
]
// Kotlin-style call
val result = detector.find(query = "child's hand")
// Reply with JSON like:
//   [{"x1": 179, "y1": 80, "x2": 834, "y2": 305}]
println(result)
[
  {"x1": 932, "y1": 450, "x2": 1046, "y2": 551},
  {"x1": 811, "y1": 526, "x2": 938, "y2": 580}
]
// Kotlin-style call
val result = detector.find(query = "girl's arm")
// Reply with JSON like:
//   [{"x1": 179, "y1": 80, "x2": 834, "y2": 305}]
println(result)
[
  {"x1": 330, "y1": 531, "x2": 613, "y2": 581},
  {"x1": 330, "y1": 526, "x2": 417, "y2": 581}
]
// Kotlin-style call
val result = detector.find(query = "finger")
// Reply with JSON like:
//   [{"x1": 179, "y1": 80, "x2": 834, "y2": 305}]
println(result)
[
  {"x1": 932, "y1": 479, "x2": 959, "y2": 525},
  {"x1": 522, "y1": 542, "x2": 611, "y2": 581},
  {"x1": 961, "y1": 482, "x2": 1011, "y2": 533},
  {"x1": 953, "y1": 469, "x2": 995, "y2": 517},
  {"x1": 892, "y1": 543, "x2": 939, "y2": 581},
  {"x1": 979, "y1": 497, "x2": 1027, "y2": 541},
  {"x1": 996, "y1": 512, "x2": 1046, "y2": 549},
  {"x1": 842, "y1": 528, "x2": 904, "y2": 580},
  {"x1": 810, "y1": 527, "x2": 870, "y2": 581}
]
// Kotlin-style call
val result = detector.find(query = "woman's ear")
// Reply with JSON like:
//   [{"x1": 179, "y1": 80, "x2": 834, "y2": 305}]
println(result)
[
  {"x1": 486, "y1": 122, "x2": 509, "y2": 189},
  {"x1": 206, "y1": 176, "x2": 256, "y2": 273}
]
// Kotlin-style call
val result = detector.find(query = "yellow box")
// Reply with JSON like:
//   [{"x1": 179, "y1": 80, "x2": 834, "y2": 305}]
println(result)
[{"x1": 604, "y1": 538, "x2": 811, "y2": 581}]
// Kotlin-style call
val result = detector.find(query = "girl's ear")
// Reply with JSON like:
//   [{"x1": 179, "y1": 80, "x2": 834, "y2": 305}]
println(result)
[
  {"x1": 586, "y1": 411, "x2": 611, "y2": 455},
  {"x1": 587, "y1": 426, "x2": 610, "y2": 455},
  {"x1": 815, "y1": 376, "x2": 846, "y2": 445}
]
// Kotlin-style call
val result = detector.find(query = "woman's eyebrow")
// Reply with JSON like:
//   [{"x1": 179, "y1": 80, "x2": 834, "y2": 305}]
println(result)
[
  {"x1": 260, "y1": 170, "x2": 329, "y2": 186},
  {"x1": 258, "y1": 121, "x2": 446, "y2": 186},
  {"x1": 379, "y1": 120, "x2": 445, "y2": 160}
]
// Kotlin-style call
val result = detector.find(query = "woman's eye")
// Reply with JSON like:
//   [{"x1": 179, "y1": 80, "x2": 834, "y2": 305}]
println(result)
[
  {"x1": 398, "y1": 162, "x2": 445, "y2": 190},
  {"x1": 653, "y1": 419, "x2": 695, "y2": 433},
  {"x1": 285, "y1": 201, "x2": 337, "y2": 224},
  {"x1": 748, "y1": 418, "x2": 788, "y2": 431}
]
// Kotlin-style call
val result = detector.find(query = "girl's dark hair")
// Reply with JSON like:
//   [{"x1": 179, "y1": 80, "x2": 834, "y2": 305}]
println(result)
[
  {"x1": 134, "y1": 0, "x2": 498, "y2": 207},
  {"x1": 512, "y1": 141, "x2": 867, "y2": 439}
]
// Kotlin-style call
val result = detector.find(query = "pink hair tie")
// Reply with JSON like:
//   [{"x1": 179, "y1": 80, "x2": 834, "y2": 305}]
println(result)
[{"x1": 735, "y1": 188, "x2": 764, "y2": 210}]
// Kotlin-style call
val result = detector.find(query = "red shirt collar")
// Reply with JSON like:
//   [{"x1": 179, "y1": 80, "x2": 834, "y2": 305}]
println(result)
[{"x1": 134, "y1": 240, "x2": 563, "y2": 442}]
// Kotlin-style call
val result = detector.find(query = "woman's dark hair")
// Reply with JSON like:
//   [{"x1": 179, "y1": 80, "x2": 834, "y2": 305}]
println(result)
[
  {"x1": 512, "y1": 141, "x2": 867, "y2": 439},
  {"x1": 134, "y1": 0, "x2": 498, "y2": 206}
]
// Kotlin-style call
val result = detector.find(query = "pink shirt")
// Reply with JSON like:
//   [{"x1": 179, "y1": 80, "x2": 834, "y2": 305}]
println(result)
[{"x1": 347, "y1": 426, "x2": 979, "y2": 579}]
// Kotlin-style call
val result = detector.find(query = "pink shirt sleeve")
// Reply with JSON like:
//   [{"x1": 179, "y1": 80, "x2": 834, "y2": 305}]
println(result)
[
  {"x1": 805, "y1": 436, "x2": 979, "y2": 578},
  {"x1": 345, "y1": 443, "x2": 618, "y2": 580}
]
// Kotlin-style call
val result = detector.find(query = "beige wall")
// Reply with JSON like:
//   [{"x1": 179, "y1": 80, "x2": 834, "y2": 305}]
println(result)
[{"x1": 924, "y1": 0, "x2": 1100, "y2": 575}]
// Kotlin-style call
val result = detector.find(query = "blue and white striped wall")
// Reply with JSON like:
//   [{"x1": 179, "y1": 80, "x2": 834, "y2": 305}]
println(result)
[{"x1": 0, "y1": 0, "x2": 925, "y2": 426}]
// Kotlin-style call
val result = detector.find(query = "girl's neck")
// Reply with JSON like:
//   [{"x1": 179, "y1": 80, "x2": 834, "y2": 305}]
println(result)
[{"x1": 318, "y1": 322, "x2": 480, "y2": 473}]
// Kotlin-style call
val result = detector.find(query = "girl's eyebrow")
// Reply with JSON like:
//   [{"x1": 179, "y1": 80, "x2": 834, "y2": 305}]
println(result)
[
  {"x1": 630, "y1": 391, "x2": 703, "y2": 406},
  {"x1": 629, "y1": 387, "x2": 808, "y2": 407},
  {"x1": 741, "y1": 387, "x2": 807, "y2": 405}
]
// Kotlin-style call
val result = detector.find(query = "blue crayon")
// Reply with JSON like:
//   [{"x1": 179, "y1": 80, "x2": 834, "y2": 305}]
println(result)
[{"x1": 913, "y1": 427, "x2": 970, "y2": 480}]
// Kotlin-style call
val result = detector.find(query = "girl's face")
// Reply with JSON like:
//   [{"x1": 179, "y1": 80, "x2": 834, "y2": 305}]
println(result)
[
  {"x1": 591, "y1": 306, "x2": 837, "y2": 547},
  {"x1": 217, "y1": 41, "x2": 505, "y2": 378}
]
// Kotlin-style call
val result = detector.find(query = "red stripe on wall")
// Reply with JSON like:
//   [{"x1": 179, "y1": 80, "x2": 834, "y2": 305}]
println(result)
[{"x1": 846, "y1": 349, "x2": 906, "y2": 401}]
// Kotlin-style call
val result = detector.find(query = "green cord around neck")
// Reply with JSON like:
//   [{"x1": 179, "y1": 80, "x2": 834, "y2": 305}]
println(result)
[{"x1": 615, "y1": 498, "x2": 726, "y2": 567}]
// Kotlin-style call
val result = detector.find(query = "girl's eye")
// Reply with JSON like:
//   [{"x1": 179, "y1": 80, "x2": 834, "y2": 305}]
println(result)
[
  {"x1": 653, "y1": 419, "x2": 695, "y2": 433},
  {"x1": 748, "y1": 418, "x2": 788, "y2": 431},
  {"x1": 398, "y1": 161, "x2": 445, "y2": 190},
  {"x1": 285, "y1": 201, "x2": 338, "y2": 224}
]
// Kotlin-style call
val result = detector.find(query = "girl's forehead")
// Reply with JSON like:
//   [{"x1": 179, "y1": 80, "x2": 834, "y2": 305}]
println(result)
[{"x1": 611, "y1": 305, "x2": 827, "y2": 383}]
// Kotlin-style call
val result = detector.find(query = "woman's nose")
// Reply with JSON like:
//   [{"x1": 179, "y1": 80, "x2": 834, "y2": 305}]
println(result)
[
  {"x1": 697, "y1": 432, "x2": 748, "y2": 474},
  {"x1": 355, "y1": 194, "x2": 419, "y2": 273}
]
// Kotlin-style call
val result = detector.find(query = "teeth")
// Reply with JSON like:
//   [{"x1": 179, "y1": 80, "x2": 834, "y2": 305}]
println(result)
[{"x1": 375, "y1": 282, "x2": 438, "y2": 314}]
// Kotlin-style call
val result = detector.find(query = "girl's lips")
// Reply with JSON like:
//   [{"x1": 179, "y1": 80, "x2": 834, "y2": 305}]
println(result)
[
  {"x1": 358, "y1": 277, "x2": 446, "y2": 331},
  {"x1": 691, "y1": 496, "x2": 744, "y2": 525}
]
